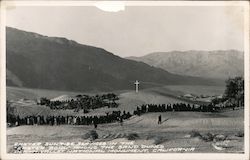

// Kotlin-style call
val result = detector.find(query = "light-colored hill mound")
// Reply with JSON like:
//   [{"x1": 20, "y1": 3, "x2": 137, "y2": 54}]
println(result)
[
  {"x1": 7, "y1": 85, "x2": 225, "y2": 117},
  {"x1": 118, "y1": 91, "x2": 186, "y2": 112},
  {"x1": 7, "y1": 86, "x2": 82, "y2": 100},
  {"x1": 8, "y1": 87, "x2": 187, "y2": 117},
  {"x1": 50, "y1": 95, "x2": 76, "y2": 102}
]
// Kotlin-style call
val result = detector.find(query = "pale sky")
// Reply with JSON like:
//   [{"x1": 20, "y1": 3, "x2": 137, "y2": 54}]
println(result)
[{"x1": 6, "y1": 6, "x2": 244, "y2": 57}]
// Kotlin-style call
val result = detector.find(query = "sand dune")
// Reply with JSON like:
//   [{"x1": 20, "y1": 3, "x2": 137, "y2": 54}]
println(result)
[{"x1": 7, "y1": 110, "x2": 244, "y2": 153}]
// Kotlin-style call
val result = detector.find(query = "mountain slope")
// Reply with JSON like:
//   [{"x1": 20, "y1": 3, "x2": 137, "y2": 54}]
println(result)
[
  {"x1": 6, "y1": 27, "x2": 221, "y2": 92},
  {"x1": 127, "y1": 50, "x2": 244, "y2": 79}
]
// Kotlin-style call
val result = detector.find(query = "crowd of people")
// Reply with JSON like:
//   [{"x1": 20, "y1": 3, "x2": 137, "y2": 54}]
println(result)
[
  {"x1": 39, "y1": 93, "x2": 119, "y2": 110},
  {"x1": 133, "y1": 103, "x2": 223, "y2": 116},
  {"x1": 8, "y1": 101, "x2": 236, "y2": 127},
  {"x1": 7, "y1": 110, "x2": 132, "y2": 127}
]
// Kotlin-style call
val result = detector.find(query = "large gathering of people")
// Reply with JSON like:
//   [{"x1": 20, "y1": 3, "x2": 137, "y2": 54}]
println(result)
[
  {"x1": 133, "y1": 103, "x2": 221, "y2": 116},
  {"x1": 39, "y1": 93, "x2": 119, "y2": 110},
  {"x1": 7, "y1": 100, "x2": 237, "y2": 127},
  {"x1": 7, "y1": 110, "x2": 132, "y2": 127},
  {"x1": 6, "y1": 76, "x2": 244, "y2": 128}
]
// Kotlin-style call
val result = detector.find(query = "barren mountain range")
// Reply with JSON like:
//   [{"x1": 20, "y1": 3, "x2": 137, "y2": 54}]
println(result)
[
  {"x1": 127, "y1": 50, "x2": 244, "y2": 80},
  {"x1": 7, "y1": 27, "x2": 223, "y2": 92}
]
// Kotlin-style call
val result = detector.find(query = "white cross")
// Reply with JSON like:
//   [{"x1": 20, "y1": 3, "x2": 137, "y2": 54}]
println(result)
[{"x1": 134, "y1": 80, "x2": 140, "y2": 93}]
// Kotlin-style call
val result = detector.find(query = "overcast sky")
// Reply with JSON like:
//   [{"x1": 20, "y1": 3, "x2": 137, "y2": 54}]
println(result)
[{"x1": 6, "y1": 6, "x2": 244, "y2": 57}]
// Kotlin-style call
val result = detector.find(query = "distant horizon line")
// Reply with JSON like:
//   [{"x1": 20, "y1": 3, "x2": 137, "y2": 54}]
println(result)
[{"x1": 125, "y1": 49, "x2": 244, "y2": 58}]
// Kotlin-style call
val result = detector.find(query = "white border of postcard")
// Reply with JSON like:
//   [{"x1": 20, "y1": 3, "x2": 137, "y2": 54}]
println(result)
[{"x1": 0, "y1": 1, "x2": 249, "y2": 160}]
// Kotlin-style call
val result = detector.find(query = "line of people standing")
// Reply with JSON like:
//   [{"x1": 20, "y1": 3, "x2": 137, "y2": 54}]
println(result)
[{"x1": 7, "y1": 110, "x2": 132, "y2": 127}]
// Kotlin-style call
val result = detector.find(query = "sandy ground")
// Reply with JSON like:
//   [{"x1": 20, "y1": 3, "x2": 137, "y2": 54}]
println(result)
[
  {"x1": 9, "y1": 89, "x2": 189, "y2": 118},
  {"x1": 6, "y1": 86, "x2": 243, "y2": 153},
  {"x1": 7, "y1": 85, "x2": 225, "y2": 117},
  {"x1": 7, "y1": 110, "x2": 244, "y2": 153}
]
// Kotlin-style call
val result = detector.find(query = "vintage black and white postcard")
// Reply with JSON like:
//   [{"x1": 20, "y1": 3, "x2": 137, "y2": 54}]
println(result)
[{"x1": 0, "y1": 1, "x2": 249, "y2": 160}]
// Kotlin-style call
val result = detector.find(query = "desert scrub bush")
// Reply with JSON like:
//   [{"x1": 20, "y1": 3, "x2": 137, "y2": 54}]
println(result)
[
  {"x1": 146, "y1": 135, "x2": 154, "y2": 140},
  {"x1": 201, "y1": 132, "x2": 214, "y2": 142},
  {"x1": 126, "y1": 133, "x2": 139, "y2": 140},
  {"x1": 189, "y1": 130, "x2": 202, "y2": 138},
  {"x1": 83, "y1": 130, "x2": 98, "y2": 140},
  {"x1": 235, "y1": 131, "x2": 244, "y2": 137},
  {"x1": 213, "y1": 134, "x2": 227, "y2": 142},
  {"x1": 153, "y1": 137, "x2": 167, "y2": 145}
]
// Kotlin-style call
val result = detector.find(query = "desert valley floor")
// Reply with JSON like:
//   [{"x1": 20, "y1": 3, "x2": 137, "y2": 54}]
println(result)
[{"x1": 6, "y1": 86, "x2": 244, "y2": 153}]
